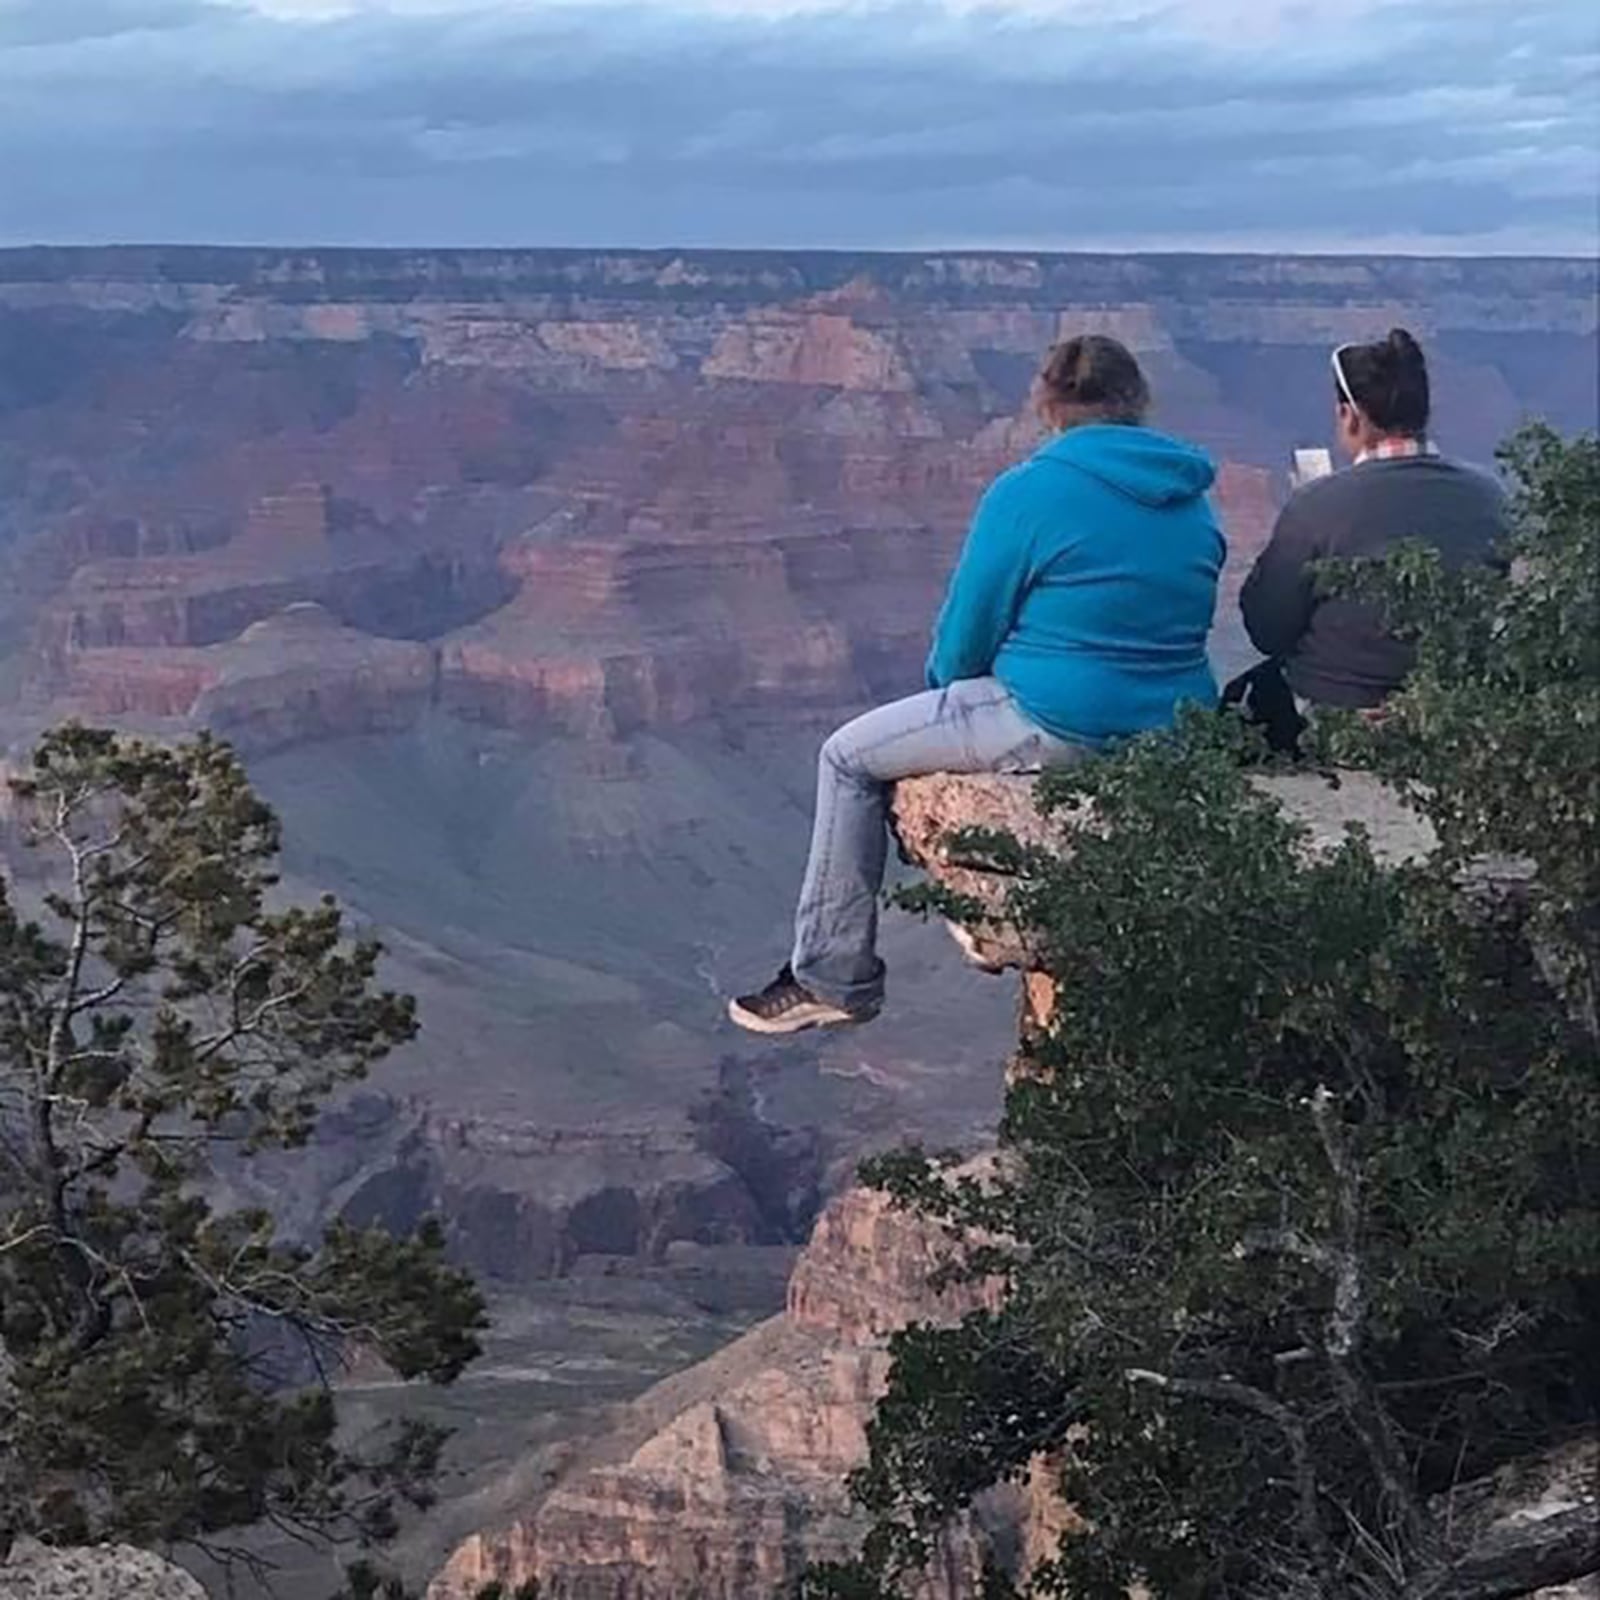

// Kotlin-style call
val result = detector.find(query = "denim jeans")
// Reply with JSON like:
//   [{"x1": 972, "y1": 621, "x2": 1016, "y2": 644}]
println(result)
[{"x1": 791, "y1": 677, "x2": 1091, "y2": 1011}]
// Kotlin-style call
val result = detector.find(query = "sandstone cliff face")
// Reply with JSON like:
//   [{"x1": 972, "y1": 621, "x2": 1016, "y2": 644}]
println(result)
[
  {"x1": 428, "y1": 1181, "x2": 997, "y2": 1600},
  {"x1": 784, "y1": 1156, "x2": 1004, "y2": 1343}
]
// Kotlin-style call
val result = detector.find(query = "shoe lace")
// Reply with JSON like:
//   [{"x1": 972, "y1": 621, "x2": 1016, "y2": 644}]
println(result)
[{"x1": 760, "y1": 965, "x2": 802, "y2": 1006}]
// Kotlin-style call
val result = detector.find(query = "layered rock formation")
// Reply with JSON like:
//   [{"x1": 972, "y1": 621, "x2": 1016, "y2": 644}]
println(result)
[
  {"x1": 2, "y1": 249, "x2": 1594, "y2": 752},
  {"x1": 62, "y1": 603, "x2": 438, "y2": 751},
  {"x1": 428, "y1": 1180, "x2": 999, "y2": 1600},
  {"x1": 289, "y1": 1080, "x2": 824, "y2": 1283}
]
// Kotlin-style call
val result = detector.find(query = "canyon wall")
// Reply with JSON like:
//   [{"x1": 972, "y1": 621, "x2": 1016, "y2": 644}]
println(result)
[
  {"x1": 427, "y1": 1178, "x2": 1004, "y2": 1600},
  {"x1": 2, "y1": 249, "x2": 1594, "y2": 755}
]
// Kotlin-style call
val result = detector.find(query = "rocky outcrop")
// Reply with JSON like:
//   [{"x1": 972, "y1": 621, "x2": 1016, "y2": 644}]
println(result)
[
  {"x1": 1425, "y1": 1438, "x2": 1599, "y2": 1600},
  {"x1": 702, "y1": 312, "x2": 915, "y2": 390},
  {"x1": 0, "y1": 1540, "x2": 205, "y2": 1600},
  {"x1": 890, "y1": 767, "x2": 1439, "y2": 973},
  {"x1": 427, "y1": 1181, "x2": 997, "y2": 1600},
  {"x1": 60, "y1": 603, "x2": 439, "y2": 754},
  {"x1": 784, "y1": 1156, "x2": 1003, "y2": 1343}
]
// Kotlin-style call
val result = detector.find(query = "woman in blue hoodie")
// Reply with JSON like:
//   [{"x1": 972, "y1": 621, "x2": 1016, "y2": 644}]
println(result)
[{"x1": 730, "y1": 334, "x2": 1225, "y2": 1034}]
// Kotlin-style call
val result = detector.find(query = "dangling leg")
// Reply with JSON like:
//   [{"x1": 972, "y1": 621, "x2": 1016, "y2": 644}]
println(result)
[{"x1": 730, "y1": 680, "x2": 1085, "y2": 1035}]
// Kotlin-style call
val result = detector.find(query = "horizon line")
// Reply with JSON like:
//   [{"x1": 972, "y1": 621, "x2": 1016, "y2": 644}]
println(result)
[{"x1": 3, "y1": 240, "x2": 1597, "y2": 266}]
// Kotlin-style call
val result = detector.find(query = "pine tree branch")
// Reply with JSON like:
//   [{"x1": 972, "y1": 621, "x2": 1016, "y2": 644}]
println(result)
[{"x1": 178, "y1": 1247, "x2": 386, "y2": 1354}]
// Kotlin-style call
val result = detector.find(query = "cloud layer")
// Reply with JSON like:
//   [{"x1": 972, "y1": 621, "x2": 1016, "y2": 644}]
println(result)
[{"x1": 2, "y1": 0, "x2": 1595, "y2": 252}]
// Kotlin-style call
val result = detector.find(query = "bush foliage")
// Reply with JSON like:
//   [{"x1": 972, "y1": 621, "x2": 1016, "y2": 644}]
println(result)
[{"x1": 804, "y1": 425, "x2": 1600, "y2": 1599}]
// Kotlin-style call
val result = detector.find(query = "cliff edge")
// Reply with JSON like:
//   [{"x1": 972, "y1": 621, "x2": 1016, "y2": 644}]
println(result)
[{"x1": 430, "y1": 770, "x2": 1592, "y2": 1600}]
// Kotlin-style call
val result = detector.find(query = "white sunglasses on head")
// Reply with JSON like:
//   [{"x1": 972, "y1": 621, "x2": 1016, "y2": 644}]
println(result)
[{"x1": 1331, "y1": 344, "x2": 1359, "y2": 408}]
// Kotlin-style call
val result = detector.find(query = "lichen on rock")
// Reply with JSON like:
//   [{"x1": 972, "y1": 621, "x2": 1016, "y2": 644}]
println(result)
[{"x1": 0, "y1": 1540, "x2": 206, "y2": 1600}]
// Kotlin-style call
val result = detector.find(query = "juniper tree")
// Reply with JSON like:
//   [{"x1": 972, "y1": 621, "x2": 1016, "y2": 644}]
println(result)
[
  {"x1": 803, "y1": 426, "x2": 1600, "y2": 1600},
  {"x1": 0, "y1": 726, "x2": 486, "y2": 1582}
]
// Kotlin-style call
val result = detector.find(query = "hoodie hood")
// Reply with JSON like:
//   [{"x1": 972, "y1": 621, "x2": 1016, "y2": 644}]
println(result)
[{"x1": 1037, "y1": 423, "x2": 1216, "y2": 507}]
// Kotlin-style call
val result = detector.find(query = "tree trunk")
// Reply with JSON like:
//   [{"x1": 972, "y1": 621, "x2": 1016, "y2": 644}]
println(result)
[{"x1": 1415, "y1": 1438, "x2": 1599, "y2": 1600}]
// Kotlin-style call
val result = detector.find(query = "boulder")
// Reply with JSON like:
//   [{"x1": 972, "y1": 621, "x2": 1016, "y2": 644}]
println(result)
[{"x1": 0, "y1": 1540, "x2": 205, "y2": 1600}]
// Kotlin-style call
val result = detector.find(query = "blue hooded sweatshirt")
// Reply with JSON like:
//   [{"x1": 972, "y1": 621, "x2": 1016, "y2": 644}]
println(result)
[{"x1": 926, "y1": 424, "x2": 1225, "y2": 745}]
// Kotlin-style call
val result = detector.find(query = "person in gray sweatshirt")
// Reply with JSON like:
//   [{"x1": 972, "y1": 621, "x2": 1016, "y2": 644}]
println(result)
[{"x1": 1240, "y1": 328, "x2": 1507, "y2": 718}]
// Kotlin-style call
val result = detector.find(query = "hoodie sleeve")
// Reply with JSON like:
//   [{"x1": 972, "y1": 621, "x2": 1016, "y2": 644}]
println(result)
[
  {"x1": 926, "y1": 469, "x2": 1037, "y2": 689},
  {"x1": 1241, "y1": 492, "x2": 1321, "y2": 661}
]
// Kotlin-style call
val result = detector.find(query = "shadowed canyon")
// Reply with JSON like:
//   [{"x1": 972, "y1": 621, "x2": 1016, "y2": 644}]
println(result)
[{"x1": 0, "y1": 246, "x2": 1595, "y2": 1595}]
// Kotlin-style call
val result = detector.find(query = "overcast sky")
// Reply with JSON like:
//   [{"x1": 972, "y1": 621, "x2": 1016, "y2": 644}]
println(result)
[{"x1": 2, "y1": 0, "x2": 1596, "y2": 254}]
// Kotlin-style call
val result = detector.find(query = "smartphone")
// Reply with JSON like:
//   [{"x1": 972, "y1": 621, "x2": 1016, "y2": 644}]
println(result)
[{"x1": 1290, "y1": 448, "x2": 1334, "y2": 490}]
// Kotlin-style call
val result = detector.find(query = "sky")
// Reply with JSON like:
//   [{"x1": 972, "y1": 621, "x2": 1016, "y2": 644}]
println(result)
[{"x1": 1, "y1": 0, "x2": 1596, "y2": 254}]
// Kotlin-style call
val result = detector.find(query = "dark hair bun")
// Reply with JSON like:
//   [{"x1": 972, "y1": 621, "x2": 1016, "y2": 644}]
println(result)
[
  {"x1": 1341, "y1": 327, "x2": 1431, "y2": 436},
  {"x1": 1385, "y1": 327, "x2": 1424, "y2": 364}
]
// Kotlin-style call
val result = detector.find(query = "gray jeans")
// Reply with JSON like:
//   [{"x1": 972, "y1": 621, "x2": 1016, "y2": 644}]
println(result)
[{"x1": 792, "y1": 677, "x2": 1090, "y2": 1011}]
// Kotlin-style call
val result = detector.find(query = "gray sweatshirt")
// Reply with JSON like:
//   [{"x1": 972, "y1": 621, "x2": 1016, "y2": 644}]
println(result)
[{"x1": 1240, "y1": 455, "x2": 1508, "y2": 709}]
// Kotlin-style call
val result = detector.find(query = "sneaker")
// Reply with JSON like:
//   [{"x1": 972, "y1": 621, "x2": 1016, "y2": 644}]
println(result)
[{"x1": 727, "y1": 965, "x2": 877, "y2": 1035}]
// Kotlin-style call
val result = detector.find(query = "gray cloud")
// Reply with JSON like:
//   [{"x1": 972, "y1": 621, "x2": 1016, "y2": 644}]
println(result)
[
  {"x1": 0, "y1": 0, "x2": 1594, "y2": 251},
  {"x1": 0, "y1": 0, "x2": 219, "y2": 48}
]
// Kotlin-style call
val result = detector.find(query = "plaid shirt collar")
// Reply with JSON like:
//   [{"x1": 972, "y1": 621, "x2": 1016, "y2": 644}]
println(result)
[{"x1": 1354, "y1": 436, "x2": 1439, "y2": 466}]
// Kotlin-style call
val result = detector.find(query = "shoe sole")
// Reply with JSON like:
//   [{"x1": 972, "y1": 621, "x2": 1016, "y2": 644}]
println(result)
[{"x1": 726, "y1": 998, "x2": 879, "y2": 1036}]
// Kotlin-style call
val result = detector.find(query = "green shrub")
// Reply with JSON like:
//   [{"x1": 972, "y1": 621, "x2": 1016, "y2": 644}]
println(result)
[{"x1": 805, "y1": 427, "x2": 1600, "y2": 1599}]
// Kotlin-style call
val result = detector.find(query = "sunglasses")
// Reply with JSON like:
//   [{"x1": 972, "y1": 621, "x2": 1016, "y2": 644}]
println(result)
[{"x1": 1331, "y1": 344, "x2": 1358, "y2": 408}]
